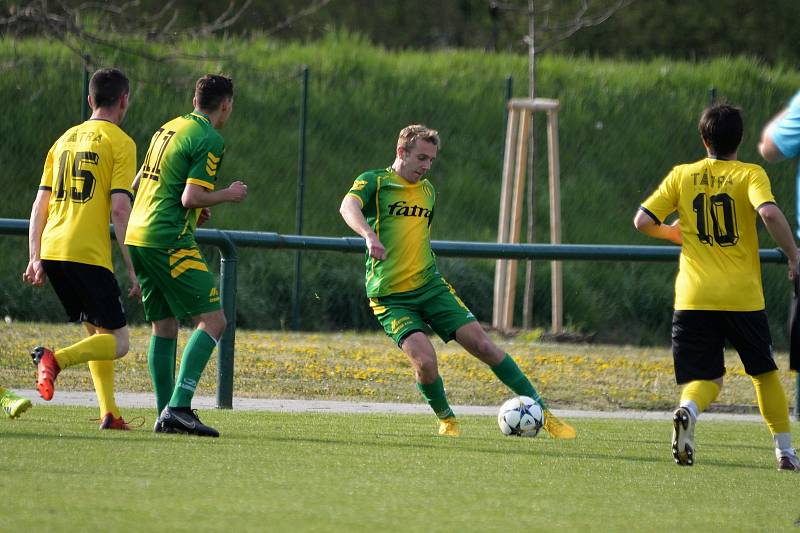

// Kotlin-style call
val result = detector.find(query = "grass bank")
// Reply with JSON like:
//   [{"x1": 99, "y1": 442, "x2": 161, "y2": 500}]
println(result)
[{"x1": 2, "y1": 36, "x2": 800, "y2": 345}]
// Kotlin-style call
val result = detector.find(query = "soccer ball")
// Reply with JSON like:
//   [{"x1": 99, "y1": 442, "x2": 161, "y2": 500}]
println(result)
[{"x1": 497, "y1": 396, "x2": 544, "y2": 437}]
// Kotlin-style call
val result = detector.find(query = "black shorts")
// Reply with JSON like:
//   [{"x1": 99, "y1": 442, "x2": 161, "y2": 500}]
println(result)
[
  {"x1": 671, "y1": 310, "x2": 777, "y2": 384},
  {"x1": 42, "y1": 260, "x2": 127, "y2": 330}
]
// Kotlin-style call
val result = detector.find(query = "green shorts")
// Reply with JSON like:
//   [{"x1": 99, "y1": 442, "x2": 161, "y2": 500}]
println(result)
[
  {"x1": 129, "y1": 245, "x2": 221, "y2": 321},
  {"x1": 369, "y1": 276, "x2": 477, "y2": 346}
]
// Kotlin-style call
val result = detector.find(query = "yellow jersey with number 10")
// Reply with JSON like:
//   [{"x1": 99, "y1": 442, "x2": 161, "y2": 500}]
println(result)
[
  {"x1": 38, "y1": 119, "x2": 136, "y2": 272},
  {"x1": 640, "y1": 158, "x2": 775, "y2": 311}
]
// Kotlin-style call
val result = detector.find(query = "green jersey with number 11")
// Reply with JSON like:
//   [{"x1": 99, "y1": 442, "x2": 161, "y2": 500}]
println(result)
[{"x1": 126, "y1": 112, "x2": 224, "y2": 249}]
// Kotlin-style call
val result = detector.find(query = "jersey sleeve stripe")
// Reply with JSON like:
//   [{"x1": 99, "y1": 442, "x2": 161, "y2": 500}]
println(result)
[
  {"x1": 111, "y1": 189, "x2": 134, "y2": 202},
  {"x1": 345, "y1": 192, "x2": 364, "y2": 206},
  {"x1": 638, "y1": 206, "x2": 662, "y2": 225},
  {"x1": 186, "y1": 178, "x2": 215, "y2": 190},
  {"x1": 38, "y1": 185, "x2": 52, "y2": 191},
  {"x1": 756, "y1": 201, "x2": 777, "y2": 210}
]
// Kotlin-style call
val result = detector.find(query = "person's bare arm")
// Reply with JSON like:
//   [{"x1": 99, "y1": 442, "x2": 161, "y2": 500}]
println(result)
[
  {"x1": 181, "y1": 181, "x2": 248, "y2": 209},
  {"x1": 633, "y1": 209, "x2": 682, "y2": 245},
  {"x1": 759, "y1": 108, "x2": 789, "y2": 162},
  {"x1": 110, "y1": 192, "x2": 141, "y2": 299},
  {"x1": 758, "y1": 202, "x2": 800, "y2": 279},
  {"x1": 23, "y1": 189, "x2": 51, "y2": 286},
  {"x1": 339, "y1": 195, "x2": 386, "y2": 259}
]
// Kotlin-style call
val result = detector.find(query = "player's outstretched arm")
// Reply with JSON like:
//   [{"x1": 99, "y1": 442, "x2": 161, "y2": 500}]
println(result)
[
  {"x1": 758, "y1": 203, "x2": 800, "y2": 279},
  {"x1": 23, "y1": 189, "x2": 50, "y2": 287},
  {"x1": 339, "y1": 195, "x2": 386, "y2": 260},
  {"x1": 633, "y1": 209, "x2": 682, "y2": 245},
  {"x1": 181, "y1": 181, "x2": 248, "y2": 209}
]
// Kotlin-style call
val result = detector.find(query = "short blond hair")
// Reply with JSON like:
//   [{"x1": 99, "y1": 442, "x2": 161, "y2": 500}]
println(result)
[{"x1": 397, "y1": 124, "x2": 440, "y2": 152}]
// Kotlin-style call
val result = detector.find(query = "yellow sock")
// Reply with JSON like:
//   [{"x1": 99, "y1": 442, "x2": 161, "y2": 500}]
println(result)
[
  {"x1": 54, "y1": 334, "x2": 116, "y2": 369},
  {"x1": 89, "y1": 359, "x2": 120, "y2": 418},
  {"x1": 751, "y1": 370, "x2": 791, "y2": 435},
  {"x1": 680, "y1": 380, "x2": 721, "y2": 414}
]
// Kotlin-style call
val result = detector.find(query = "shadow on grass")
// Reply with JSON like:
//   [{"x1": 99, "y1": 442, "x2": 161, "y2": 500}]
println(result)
[{"x1": 217, "y1": 428, "x2": 771, "y2": 473}]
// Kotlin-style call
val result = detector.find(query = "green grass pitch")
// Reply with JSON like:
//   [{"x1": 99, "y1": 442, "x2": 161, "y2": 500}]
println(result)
[{"x1": 1, "y1": 406, "x2": 798, "y2": 532}]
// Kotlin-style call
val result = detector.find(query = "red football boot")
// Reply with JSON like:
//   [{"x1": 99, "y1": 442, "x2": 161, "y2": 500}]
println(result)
[
  {"x1": 99, "y1": 413, "x2": 130, "y2": 430},
  {"x1": 98, "y1": 413, "x2": 145, "y2": 430},
  {"x1": 31, "y1": 346, "x2": 60, "y2": 401}
]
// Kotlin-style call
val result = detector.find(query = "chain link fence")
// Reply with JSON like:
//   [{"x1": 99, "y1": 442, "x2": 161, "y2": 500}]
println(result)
[{"x1": 1, "y1": 45, "x2": 798, "y2": 346}]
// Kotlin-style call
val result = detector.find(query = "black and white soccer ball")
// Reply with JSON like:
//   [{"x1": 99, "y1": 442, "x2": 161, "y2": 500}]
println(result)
[{"x1": 497, "y1": 395, "x2": 544, "y2": 437}]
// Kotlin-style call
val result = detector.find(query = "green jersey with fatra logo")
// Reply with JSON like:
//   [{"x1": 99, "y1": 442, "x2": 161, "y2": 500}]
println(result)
[
  {"x1": 125, "y1": 112, "x2": 224, "y2": 249},
  {"x1": 346, "y1": 168, "x2": 438, "y2": 297}
]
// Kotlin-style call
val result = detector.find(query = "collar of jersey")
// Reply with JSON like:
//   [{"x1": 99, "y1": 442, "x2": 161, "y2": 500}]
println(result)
[
  {"x1": 190, "y1": 111, "x2": 211, "y2": 124},
  {"x1": 386, "y1": 167, "x2": 425, "y2": 186}
]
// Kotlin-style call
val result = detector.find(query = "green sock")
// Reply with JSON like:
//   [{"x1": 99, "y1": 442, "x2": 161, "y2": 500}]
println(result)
[
  {"x1": 491, "y1": 354, "x2": 548, "y2": 410},
  {"x1": 169, "y1": 329, "x2": 217, "y2": 408},
  {"x1": 148, "y1": 335, "x2": 177, "y2": 414},
  {"x1": 416, "y1": 376, "x2": 454, "y2": 419}
]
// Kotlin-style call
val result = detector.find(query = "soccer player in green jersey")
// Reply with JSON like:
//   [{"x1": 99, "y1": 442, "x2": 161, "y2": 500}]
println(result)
[
  {"x1": 24, "y1": 68, "x2": 140, "y2": 430},
  {"x1": 635, "y1": 103, "x2": 800, "y2": 471},
  {"x1": 126, "y1": 74, "x2": 247, "y2": 438},
  {"x1": 0, "y1": 387, "x2": 31, "y2": 419},
  {"x1": 340, "y1": 124, "x2": 576, "y2": 439}
]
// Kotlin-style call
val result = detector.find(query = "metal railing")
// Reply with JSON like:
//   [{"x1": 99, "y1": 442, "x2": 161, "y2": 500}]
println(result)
[{"x1": 2, "y1": 217, "x2": 796, "y2": 418}]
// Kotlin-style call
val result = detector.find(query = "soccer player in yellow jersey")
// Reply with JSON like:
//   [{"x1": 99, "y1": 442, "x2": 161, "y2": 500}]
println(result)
[
  {"x1": 340, "y1": 125, "x2": 576, "y2": 439},
  {"x1": 635, "y1": 103, "x2": 800, "y2": 471},
  {"x1": 24, "y1": 68, "x2": 140, "y2": 430}
]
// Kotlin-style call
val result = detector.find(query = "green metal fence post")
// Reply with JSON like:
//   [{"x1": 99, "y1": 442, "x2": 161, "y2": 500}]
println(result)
[
  {"x1": 503, "y1": 74, "x2": 513, "y2": 123},
  {"x1": 291, "y1": 66, "x2": 309, "y2": 330},
  {"x1": 214, "y1": 230, "x2": 239, "y2": 409},
  {"x1": 81, "y1": 55, "x2": 91, "y2": 121}
]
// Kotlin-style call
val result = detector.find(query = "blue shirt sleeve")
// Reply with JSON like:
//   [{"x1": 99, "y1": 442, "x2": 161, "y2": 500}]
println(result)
[{"x1": 771, "y1": 91, "x2": 800, "y2": 159}]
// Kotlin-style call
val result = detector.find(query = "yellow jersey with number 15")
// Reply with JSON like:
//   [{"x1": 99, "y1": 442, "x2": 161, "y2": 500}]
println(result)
[
  {"x1": 640, "y1": 157, "x2": 775, "y2": 311},
  {"x1": 38, "y1": 119, "x2": 136, "y2": 272}
]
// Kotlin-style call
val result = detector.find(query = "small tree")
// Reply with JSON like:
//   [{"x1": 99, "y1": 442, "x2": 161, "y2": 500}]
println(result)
[{"x1": 490, "y1": 0, "x2": 636, "y2": 329}]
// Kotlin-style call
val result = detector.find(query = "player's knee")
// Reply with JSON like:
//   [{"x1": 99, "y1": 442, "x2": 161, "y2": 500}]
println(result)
[
  {"x1": 212, "y1": 314, "x2": 227, "y2": 338},
  {"x1": 473, "y1": 337, "x2": 497, "y2": 357},
  {"x1": 200, "y1": 311, "x2": 227, "y2": 340},
  {"x1": 153, "y1": 318, "x2": 179, "y2": 338},
  {"x1": 114, "y1": 333, "x2": 130, "y2": 358},
  {"x1": 416, "y1": 356, "x2": 438, "y2": 378}
]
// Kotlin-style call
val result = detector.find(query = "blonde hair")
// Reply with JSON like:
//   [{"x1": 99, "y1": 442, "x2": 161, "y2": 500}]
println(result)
[{"x1": 396, "y1": 124, "x2": 440, "y2": 152}]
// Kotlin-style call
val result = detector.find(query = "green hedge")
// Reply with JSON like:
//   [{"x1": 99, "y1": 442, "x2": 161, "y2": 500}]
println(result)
[{"x1": 2, "y1": 35, "x2": 799, "y2": 345}]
